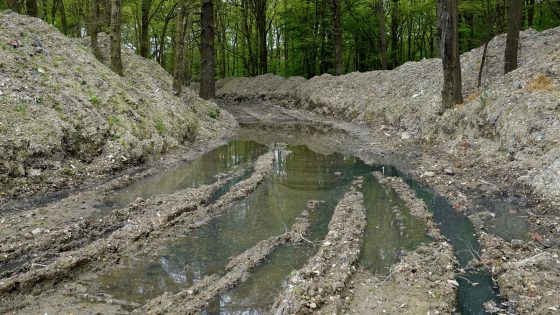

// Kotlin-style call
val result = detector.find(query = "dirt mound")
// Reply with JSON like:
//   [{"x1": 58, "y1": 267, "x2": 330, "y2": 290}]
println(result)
[
  {"x1": 0, "y1": 11, "x2": 235, "y2": 202},
  {"x1": 217, "y1": 27, "x2": 560, "y2": 211}
]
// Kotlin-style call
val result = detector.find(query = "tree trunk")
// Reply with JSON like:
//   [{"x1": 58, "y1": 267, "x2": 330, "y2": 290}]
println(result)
[
  {"x1": 390, "y1": 0, "x2": 399, "y2": 68},
  {"x1": 254, "y1": 0, "x2": 268, "y2": 75},
  {"x1": 331, "y1": 0, "x2": 342, "y2": 75},
  {"x1": 172, "y1": 0, "x2": 186, "y2": 94},
  {"x1": 184, "y1": 6, "x2": 194, "y2": 84},
  {"x1": 241, "y1": 0, "x2": 255, "y2": 76},
  {"x1": 26, "y1": 0, "x2": 38, "y2": 16},
  {"x1": 477, "y1": 0, "x2": 500, "y2": 88},
  {"x1": 158, "y1": 5, "x2": 175, "y2": 68},
  {"x1": 200, "y1": 0, "x2": 215, "y2": 100},
  {"x1": 526, "y1": 0, "x2": 535, "y2": 27},
  {"x1": 376, "y1": 0, "x2": 388, "y2": 70},
  {"x1": 504, "y1": 0, "x2": 523, "y2": 74},
  {"x1": 8, "y1": 0, "x2": 20, "y2": 13},
  {"x1": 89, "y1": 0, "x2": 102, "y2": 60},
  {"x1": 139, "y1": 0, "x2": 152, "y2": 58},
  {"x1": 41, "y1": 0, "x2": 47, "y2": 19},
  {"x1": 440, "y1": 0, "x2": 462, "y2": 109},
  {"x1": 110, "y1": 0, "x2": 124, "y2": 76},
  {"x1": 56, "y1": 0, "x2": 68, "y2": 34}
]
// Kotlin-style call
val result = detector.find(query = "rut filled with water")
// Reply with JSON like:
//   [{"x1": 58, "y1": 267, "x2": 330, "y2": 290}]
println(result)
[{"x1": 80, "y1": 124, "x2": 500, "y2": 314}]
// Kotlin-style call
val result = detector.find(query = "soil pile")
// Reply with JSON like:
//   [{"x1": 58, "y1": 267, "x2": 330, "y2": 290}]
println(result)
[
  {"x1": 0, "y1": 11, "x2": 235, "y2": 202},
  {"x1": 217, "y1": 27, "x2": 560, "y2": 211}
]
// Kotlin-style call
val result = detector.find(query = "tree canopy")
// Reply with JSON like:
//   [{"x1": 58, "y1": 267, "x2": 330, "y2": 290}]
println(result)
[{"x1": 3, "y1": 0, "x2": 560, "y2": 81}]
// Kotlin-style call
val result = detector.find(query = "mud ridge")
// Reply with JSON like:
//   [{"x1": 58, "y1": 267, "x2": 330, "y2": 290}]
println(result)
[
  {"x1": 271, "y1": 179, "x2": 366, "y2": 314},
  {"x1": 336, "y1": 173, "x2": 457, "y2": 314},
  {"x1": 0, "y1": 171, "x2": 243, "y2": 279},
  {"x1": 476, "y1": 232, "x2": 560, "y2": 313},
  {"x1": 0, "y1": 152, "x2": 274, "y2": 300},
  {"x1": 373, "y1": 172, "x2": 441, "y2": 239},
  {"x1": 138, "y1": 210, "x2": 311, "y2": 314}
]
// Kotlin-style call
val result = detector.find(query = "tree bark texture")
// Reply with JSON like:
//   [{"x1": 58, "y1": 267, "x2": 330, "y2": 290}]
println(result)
[
  {"x1": 89, "y1": 0, "x2": 102, "y2": 60},
  {"x1": 377, "y1": 0, "x2": 388, "y2": 70},
  {"x1": 332, "y1": 0, "x2": 343, "y2": 75},
  {"x1": 172, "y1": 0, "x2": 186, "y2": 94},
  {"x1": 200, "y1": 0, "x2": 215, "y2": 100},
  {"x1": 8, "y1": 0, "x2": 20, "y2": 13},
  {"x1": 139, "y1": 0, "x2": 152, "y2": 58},
  {"x1": 390, "y1": 0, "x2": 399, "y2": 68},
  {"x1": 26, "y1": 0, "x2": 38, "y2": 16},
  {"x1": 254, "y1": 0, "x2": 268, "y2": 74},
  {"x1": 440, "y1": 0, "x2": 462, "y2": 109},
  {"x1": 110, "y1": 0, "x2": 124, "y2": 76},
  {"x1": 504, "y1": 0, "x2": 523, "y2": 74}
]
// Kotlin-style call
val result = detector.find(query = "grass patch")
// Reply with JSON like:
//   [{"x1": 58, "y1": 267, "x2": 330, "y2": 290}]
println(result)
[
  {"x1": 155, "y1": 117, "x2": 165, "y2": 133},
  {"x1": 14, "y1": 103, "x2": 28, "y2": 113},
  {"x1": 89, "y1": 94, "x2": 100, "y2": 106},
  {"x1": 208, "y1": 108, "x2": 220, "y2": 119},
  {"x1": 107, "y1": 115, "x2": 120, "y2": 126}
]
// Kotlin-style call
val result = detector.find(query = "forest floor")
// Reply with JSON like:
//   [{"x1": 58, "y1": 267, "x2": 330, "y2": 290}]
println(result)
[{"x1": 1, "y1": 11, "x2": 559, "y2": 315}]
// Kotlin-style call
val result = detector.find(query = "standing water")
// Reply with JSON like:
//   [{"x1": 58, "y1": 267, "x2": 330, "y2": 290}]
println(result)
[{"x1": 84, "y1": 124, "x2": 500, "y2": 314}]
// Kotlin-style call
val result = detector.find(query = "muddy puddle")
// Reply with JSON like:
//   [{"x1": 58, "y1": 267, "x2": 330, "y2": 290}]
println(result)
[
  {"x1": 71, "y1": 124, "x2": 502, "y2": 314},
  {"x1": 386, "y1": 167, "x2": 502, "y2": 315},
  {"x1": 96, "y1": 140, "x2": 268, "y2": 210}
]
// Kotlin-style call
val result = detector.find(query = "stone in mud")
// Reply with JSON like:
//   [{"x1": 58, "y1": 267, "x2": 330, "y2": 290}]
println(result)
[
  {"x1": 401, "y1": 132, "x2": 411, "y2": 140},
  {"x1": 31, "y1": 228, "x2": 43, "y2": 235}
]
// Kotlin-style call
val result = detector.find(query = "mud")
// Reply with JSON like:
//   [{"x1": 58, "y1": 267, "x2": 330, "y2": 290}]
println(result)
[
  {"x1": 272, "y1": 180, "x2": 366, "y2": 314},
  {"x1": 0, "y1": 152, "x2": 273, "y2": 313},
  {"x1": 476, "y1": 233, "x2": 560, "y2": 314},
  {"x1": 139, "y1": 210, "x2": 310, "y2": 314},
  {"x1": 217, "y1": 98, "x2": 559, "y2": 314}
]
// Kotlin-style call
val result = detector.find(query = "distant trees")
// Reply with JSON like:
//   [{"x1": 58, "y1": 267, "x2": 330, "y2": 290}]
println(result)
[{"x1": 5, "y1": 0, "x2": 560, "y2": 94}]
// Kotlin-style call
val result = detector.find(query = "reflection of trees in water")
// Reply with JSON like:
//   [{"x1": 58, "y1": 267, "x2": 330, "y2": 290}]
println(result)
[{"x1": 102, "y1": 140, "x2": 267, "y2": 209}]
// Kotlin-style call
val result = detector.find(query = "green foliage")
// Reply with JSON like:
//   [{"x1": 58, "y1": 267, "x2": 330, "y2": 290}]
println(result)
[
  {"x1": 89, "y1": 94, "x2": 100, "y2": 106},
  {"x1": 107, "y1": 115, "x2": 120, "y2": 126},
  {"x1": 208, "y1": 108, "x2": 220, "y2": 119},
  {"x1": 14, "y1": 0, "x2": 560, "y2": 80},
  {"x1": 14, "y1": 103, "x2": 28, "y2": 113},
  {"x1": 154, "y1": 117, "x2": 165, "y2": 133}
]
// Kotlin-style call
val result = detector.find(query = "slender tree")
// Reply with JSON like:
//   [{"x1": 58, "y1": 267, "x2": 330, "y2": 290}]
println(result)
[
  {"x1": 376, "y1": 0, "x2": 388, "y2": 70},
  {"x1": 200, "y1": 0, "x2": 215, "y2": 99},
  {"x1": 505, "y1": 0, "x2": 523, "y2": 74},
  {"x1": 139, "y1": 0, "x2": 153, "y2": 58},
  {"x1": 110, "y1": 0, "x2": 124, "y2": 76},
  {"x1": 332, "y1": 0, "x2": 343, "y2": 75},
  {"x1": 8, "y1": 0, "x2": 20, "y2": 13},
  {"x1": 172, "y1": 0, "x2": 186, "y2": 94},
  {"x1": 89, "y1": 0, "x2": 102, "y2": 60},
  {"x1": 26, "y1": 0, "x2": 38, "y2": 17},
  {"x1": 390, "y1": 0, "x2": 399, "y2": 68},
  {"x1": 253, "y1": 0, "x2": 268, "y2": 74},
  {"x1": 439, "y1": 0, "x2": 462, "y2": 109}
]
